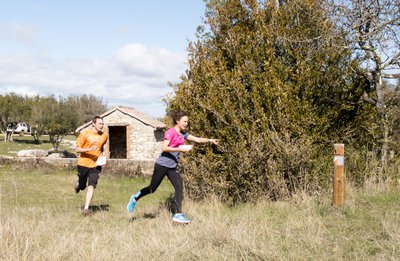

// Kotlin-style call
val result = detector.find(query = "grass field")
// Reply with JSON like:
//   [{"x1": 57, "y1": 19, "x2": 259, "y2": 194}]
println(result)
[
  {"x1": 0, "y1": 134, "x2": 77, "y2": 157},
  {"x1": 1, "y1": 162, "x2": 399, "y2": 260}
]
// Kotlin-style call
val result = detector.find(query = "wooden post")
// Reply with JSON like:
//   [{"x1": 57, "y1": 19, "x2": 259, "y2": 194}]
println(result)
[{"x1": 333, "y1": 144, "x2": 345, "y2": 207}]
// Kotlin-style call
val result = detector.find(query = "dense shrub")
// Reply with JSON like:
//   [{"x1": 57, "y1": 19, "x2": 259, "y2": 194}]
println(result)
[{"x1": 168, "y1": 0, "x2": 377, "y2": 203}]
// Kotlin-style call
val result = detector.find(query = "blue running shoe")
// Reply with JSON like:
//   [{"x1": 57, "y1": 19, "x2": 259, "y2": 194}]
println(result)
[
  {"x1": 172, "y1": 213, "x2": 191, "y2": 224},
  {"x1": 127, "y1": 194, "x2": 137, "y2": 213}
]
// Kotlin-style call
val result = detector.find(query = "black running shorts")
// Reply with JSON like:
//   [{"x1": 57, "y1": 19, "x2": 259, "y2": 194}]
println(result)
[{"x1": 77, "y1": 165, "x2": 101, "y2": 189}]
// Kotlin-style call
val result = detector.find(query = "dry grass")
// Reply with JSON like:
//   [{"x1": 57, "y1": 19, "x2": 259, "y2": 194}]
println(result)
[{"x1": 1, "y1": 163, "x2": 399, "y2": 260}]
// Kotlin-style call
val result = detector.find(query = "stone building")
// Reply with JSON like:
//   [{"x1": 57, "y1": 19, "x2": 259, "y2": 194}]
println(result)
[{"x1": 75, "y1": 106, "x2": 166, "y2": 161}]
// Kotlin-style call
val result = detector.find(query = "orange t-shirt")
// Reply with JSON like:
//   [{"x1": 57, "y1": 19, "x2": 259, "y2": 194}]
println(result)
[{"x1": 77, "y1": 129, "x2": 108, "y2": 168}]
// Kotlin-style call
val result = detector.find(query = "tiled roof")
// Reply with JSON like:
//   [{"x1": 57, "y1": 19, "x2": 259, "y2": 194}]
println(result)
[{"x1": 75, "y1": 106, "x2": 166, "y2": 132}]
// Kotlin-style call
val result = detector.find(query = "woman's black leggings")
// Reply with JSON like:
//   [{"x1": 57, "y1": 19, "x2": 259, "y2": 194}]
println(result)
[{"x1": 136, "y1": 163, "x2": 183, "y2": 213}]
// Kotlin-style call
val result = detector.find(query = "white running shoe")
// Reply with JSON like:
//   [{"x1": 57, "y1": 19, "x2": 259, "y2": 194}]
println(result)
[{"x1": 172, "y1": 213, "x2": 191, "y2": 224}]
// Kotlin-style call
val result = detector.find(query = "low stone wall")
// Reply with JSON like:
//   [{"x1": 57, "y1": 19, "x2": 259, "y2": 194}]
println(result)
[
  {"x1": 101, "y1": 159, "x2": 155, "y2": 177},
  {"x1": 0, "y1": 156, "x2": 155, "y2": 177}
]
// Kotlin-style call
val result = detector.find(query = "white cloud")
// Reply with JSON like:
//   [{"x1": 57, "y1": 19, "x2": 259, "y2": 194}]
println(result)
[
  {"x1": 116, "y1": 43, "x2": 186, "y2": 79},
  {"x1": 0, "y1": 43, "x2": 187, "y2": 117}
]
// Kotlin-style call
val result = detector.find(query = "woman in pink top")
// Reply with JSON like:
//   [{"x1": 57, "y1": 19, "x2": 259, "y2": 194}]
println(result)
[{"x1": 127, "y1": 110, "x2": 219, "y2": 224}]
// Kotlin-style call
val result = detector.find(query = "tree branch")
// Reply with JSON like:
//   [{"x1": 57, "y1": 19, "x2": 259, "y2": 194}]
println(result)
[
  {"x1": 382, "y1": 73, "x2": 400, "y2": 79},
  {"x1": 363, "y1": 92, "x2": 377, "y2": 105},
  {"x1": 382, "y1": 52, "x2": 400, "y2": 69}
]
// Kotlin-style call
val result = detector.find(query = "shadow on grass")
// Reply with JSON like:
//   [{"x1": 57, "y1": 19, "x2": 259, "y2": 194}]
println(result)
[
  {"x1": 139, "y1": 194, "x2": 176, "y2": 220},
  {"x1": 142, "y1": 213, "x2": 157, "y2": 219},
  {"x1": 88, "y1": 204, "x2": 110, "y2": 212},
  {"x1": 162, "y1": 194, "x2": 176, "y2": 214},
  {"x1": 12, "y1": 138, "x2": 51, "y2": 145}
]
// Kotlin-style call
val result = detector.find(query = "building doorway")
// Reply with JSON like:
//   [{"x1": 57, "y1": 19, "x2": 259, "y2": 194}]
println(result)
[{"x1": 108, "y1": 126, "x2": 127, "y2": 159}]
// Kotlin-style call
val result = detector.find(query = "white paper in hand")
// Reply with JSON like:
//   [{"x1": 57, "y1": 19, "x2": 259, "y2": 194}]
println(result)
[
  {"x1": 179, "y1": 145, "x2": 193, "y2": 151},
  {"x1": 96, "y1": 155, "x2": 107, "y2": 166}
]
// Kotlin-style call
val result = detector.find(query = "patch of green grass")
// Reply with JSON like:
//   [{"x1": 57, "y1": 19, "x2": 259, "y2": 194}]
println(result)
[{"x1": 0, "y1": 134, "x2": 77, "y2": 156}]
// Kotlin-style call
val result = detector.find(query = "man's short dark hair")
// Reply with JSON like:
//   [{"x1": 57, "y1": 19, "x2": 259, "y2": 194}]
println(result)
[{"x1": 92, "y1": 116, "x2": 103, "y2": 124}]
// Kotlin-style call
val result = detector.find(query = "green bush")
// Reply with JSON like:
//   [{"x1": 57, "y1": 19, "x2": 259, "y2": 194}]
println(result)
[{"x1": 168, "y1": 0, "x2": 377, "y2": 203}]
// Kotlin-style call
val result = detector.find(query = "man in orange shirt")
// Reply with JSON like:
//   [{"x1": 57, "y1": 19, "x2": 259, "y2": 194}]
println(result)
[{"x1": 75, "y1": 116, "x2": 108, "y2": 216}]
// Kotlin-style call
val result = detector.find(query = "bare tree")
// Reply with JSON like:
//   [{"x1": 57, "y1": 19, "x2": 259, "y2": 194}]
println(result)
[{"x1": 328, "y1": 0, "x2": 400, "y2": 180}]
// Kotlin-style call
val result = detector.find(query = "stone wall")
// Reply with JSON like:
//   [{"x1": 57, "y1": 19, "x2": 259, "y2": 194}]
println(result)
[
  {"x1": 129, "y1": 122, "x2": 163, "y2": 160},
  {"x1": 0, "y1": 156, "x2": 155, "y2": 177}
]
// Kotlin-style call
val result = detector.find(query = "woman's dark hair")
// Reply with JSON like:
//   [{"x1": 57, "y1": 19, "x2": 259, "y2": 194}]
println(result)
[{"x1": 170, "y1": 110, "x2": 188, "y2": 124}]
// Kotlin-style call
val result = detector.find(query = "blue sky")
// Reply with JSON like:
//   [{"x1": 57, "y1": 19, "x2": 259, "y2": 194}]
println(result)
[{"x1": 0, "y1": 1, "x2": 206, "y2": 117}]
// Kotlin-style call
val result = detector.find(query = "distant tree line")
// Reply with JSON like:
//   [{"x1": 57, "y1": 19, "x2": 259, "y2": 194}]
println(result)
[
  {"x1": 0, "y1": 93, "x2": 108, "y2": 148},
  {"x1": 167, "y1": 0, "x2": 400, "y2": 204}
]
